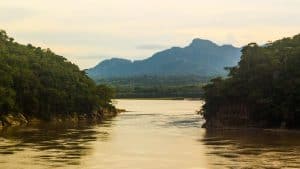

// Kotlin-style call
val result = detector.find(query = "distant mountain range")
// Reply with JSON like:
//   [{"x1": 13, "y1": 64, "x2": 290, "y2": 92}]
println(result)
[{"x1": 86, "y1": 38, "x2": 241, "y2": 80}]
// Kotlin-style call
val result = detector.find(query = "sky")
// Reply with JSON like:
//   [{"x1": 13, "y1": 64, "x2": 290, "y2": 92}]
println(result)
[{"x1": 1, "y1": 0, "x2": 300, "y2": 69}]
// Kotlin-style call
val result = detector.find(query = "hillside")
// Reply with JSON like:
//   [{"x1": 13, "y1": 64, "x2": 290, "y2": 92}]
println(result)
[
  {"x1": 203, "y1": 34, "x2": 300, "y2": 129},
  {"x1": 0, "y1": 30, "x2": 116, "y2": 126}
]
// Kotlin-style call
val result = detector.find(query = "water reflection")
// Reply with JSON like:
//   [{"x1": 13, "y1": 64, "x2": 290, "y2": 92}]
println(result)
[
  {"x1": 202, "y1": 129, "x2": 300, "y2": 169},
  {"x1": 1, "y1": 99, "x2": 300, "y2": 169},
  {"x1": 0, "y1": 121, "x2": 113, "y2": 168}
]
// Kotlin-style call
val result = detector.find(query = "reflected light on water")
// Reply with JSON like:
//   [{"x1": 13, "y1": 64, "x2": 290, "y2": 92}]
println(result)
[{"x1": 0, "y1": 99, "x2": 299, "y2": 169}]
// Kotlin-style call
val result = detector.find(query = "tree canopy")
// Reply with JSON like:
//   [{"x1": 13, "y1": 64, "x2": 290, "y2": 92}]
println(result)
[
  {"x1": 0, "y1": 30, "x2": 115, "y2": 120},
  {"x1": 96, "y1": 75, "x2": 208, "y2": 98},
  {"x1": 203, "y1": 34, "x2": 300, "y2": 128}
]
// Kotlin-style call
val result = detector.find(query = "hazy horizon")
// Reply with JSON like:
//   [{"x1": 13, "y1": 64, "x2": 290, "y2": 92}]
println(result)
[{"x1": 1, "y1": 0, "x2": 300, "y2": 69}]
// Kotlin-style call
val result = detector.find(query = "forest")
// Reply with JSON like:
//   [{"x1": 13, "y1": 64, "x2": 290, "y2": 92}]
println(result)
[
  {"x1": 96, "y1": 75, "x2": 209, "y2": 98},
  {"x1": 0, "y1": 30, "x2": 115, "y2": 121},
  {"x1": 203, "y1": 34, "x2": 300, "y2": 129}
]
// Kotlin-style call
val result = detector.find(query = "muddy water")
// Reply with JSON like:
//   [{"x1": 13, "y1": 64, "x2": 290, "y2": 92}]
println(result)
[{"x1": 0, "y1": 99, "x2": 299, "y2": 169}]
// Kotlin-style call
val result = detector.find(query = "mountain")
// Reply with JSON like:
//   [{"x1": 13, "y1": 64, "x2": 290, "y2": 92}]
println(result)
[{"x1": 86, "y1": 38, "x2": 241, "y2": 80}]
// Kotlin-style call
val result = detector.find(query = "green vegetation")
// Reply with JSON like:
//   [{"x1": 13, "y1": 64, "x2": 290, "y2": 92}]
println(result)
[
  {"x1": 0, "y1": 30, "x2": 115, "y2": 120},
  {"x1": 203, "y1": 34, "x2": 300, "y2": 129},
  {"x1": 96, "y1": 75, "x2": 210, "y2": 98}
]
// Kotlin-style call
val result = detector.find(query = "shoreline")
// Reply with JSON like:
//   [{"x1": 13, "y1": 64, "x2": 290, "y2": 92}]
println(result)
[
  {"x1": 114, "y1": 97, "x2": 202, "y2": 100},
  {"x1": 203, "y1": 124, "x2": 300, "y2": 131},
  {"x1": 0, "y1": 108, "x2": 124, "y2": 129}
]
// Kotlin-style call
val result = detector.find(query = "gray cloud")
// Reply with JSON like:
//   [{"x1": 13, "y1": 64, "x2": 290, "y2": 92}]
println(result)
[
  {"x1": 136, "y1": 44, "x2": 167, "y2": 50},
  {"x1": 73, "y1": 55, "x2": 110, "y2": 60},
  {"x1": 0, "y1": 8, "x2": 36, "y2": 23},
  {"x1": 1, "y1": 0, "x2": 299, "y2": 69}
]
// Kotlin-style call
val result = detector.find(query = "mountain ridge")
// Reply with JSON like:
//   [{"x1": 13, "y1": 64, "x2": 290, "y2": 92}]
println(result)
[{"x1": 87, "y1": 38, "x2": 242, "y2": 79}]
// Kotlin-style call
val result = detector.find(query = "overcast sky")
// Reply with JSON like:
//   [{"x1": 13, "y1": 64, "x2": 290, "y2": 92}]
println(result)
[{"x1": 1, "y1": 0, "x2": 300, "y2": 69}]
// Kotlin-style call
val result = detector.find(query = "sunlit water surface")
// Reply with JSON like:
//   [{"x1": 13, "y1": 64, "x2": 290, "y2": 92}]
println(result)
[{"x1": 0, "y1": 99, "x2": 300, "y2": 169}]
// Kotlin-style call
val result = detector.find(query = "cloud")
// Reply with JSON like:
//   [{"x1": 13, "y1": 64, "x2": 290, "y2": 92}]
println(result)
[
  {"x1": 136, "y1": 44, "x2": 167, "y2": 50},
  {"x1": 1, "y1": 0, "x2": 299, "y2": 69},
  {"x1": 0, "y1": 7, "x2": 36, "y2": 23}
]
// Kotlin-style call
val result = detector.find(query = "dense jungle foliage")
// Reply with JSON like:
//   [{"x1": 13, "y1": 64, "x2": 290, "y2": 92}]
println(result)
[
  {"x1": 203, "y1": 34, "x2": 300, "y2": 128},
  {"x1": 0, "y1": 30, "x2": 115, "y2": 120}
]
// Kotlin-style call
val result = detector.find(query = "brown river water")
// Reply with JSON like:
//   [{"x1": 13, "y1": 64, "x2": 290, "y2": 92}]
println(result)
[{"x1": 0, "y1": 99, "x2": 300, "y2": 169}]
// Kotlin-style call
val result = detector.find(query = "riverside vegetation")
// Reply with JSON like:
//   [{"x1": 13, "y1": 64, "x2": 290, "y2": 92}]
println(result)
[
  {"x1": 1, "y1": 29, "x2": 299, "y2": 130},
  {"x1": 96, "y1": 75, "x2": 208, "y2": 98},
  {"x1": 0, "y1": 30, "x2": 117, "y2": 127},
  {"x1": 203, "y1": 34, "x2": 300, "y2": 129}
]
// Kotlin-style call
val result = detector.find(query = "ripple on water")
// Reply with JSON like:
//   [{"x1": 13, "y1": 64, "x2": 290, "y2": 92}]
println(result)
[
  {"x1": 1, "y1": 100, "x2": 300, "y2": 169},
  {"x1": 202, "y1": 129, "x2": 300, "y2": 169},
  {"x1": 0, "y1": 121, "x2": 113, "y2": 168}
]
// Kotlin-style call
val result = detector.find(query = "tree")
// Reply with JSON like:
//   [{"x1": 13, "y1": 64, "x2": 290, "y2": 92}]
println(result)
[
  {"x1": 0, "y1": 30, "x2": 115, "y2": 120},
  {"x1": 203, "y1": 34, "x2": 300, "y2": 128}
]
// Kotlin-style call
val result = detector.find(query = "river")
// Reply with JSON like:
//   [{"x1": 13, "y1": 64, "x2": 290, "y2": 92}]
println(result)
[{"x1": 0, "y1": 99, "x2": 300, "y2": 169}]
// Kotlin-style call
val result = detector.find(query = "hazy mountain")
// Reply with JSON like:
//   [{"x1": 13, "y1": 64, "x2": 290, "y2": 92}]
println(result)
[{"x1": 86, "y1": 38, "x2": 241, "y2": 79}]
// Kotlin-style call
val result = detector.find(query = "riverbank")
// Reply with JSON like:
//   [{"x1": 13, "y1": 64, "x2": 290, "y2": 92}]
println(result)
[
  {"x1": 201, "y1": 103, "x2": 300, "y2": 130},
  {"x1": 115, "y1": 97, "x2": 202, "y2": 100},
  {"x1": 0, "y1": 108, "x2": 124, "y2": 129}
]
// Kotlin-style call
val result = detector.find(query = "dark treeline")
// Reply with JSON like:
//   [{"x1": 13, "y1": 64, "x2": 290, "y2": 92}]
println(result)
[
  {"x1": 203, "y1": 34, "x2": 300, "y2": 129},
  {"x1": 0, "y1": 30, "x2": 115, "y2": 120},
  {"x1": 96, "y1": 75, "x2": 209, "y2": 98},
  {"x1": 116, "y1": 85, "x2": 204, "y2": 98}
]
